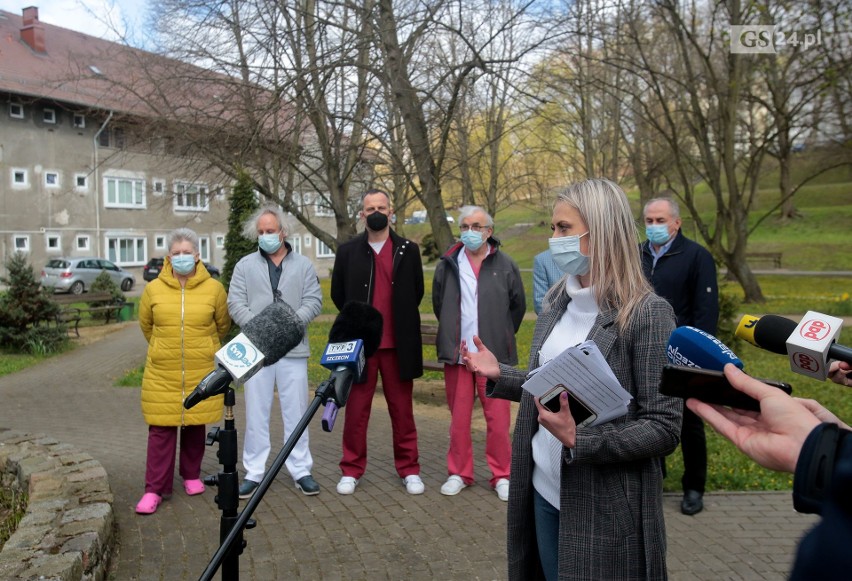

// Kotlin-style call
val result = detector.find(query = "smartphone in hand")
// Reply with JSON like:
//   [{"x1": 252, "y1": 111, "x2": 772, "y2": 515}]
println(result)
[
  {"x1": 659, "y1": 364, "x2": 792, "y2": 412},
  {"x1": 538, "y1": 384, "x2": 597, "y2": 427}
]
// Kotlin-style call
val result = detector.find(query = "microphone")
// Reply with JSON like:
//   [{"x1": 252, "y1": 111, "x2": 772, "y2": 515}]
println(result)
[
  {"x1": 184, "y1": 301, "x2": 304, "y2": 408},
  {"x1": 666, "y1": 326, "x2": 744, "y2": 371},
  {"x1": 319, "y1": 302, "x2": 383, "y2": 432},
  {"x1": 735, "y1": 312, "x2": 852, "y2": 380}
]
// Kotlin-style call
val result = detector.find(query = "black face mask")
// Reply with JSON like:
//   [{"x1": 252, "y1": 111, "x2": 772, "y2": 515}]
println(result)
[{"x1": 366, "y1": 211, "x2": 389, "y2": 231}]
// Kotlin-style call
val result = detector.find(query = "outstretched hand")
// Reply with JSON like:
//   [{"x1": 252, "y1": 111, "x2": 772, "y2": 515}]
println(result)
[
  {"x1": 461, "y1": 335, "x2": 500, "y2": 381},
  {"x1": 686, "y1": 364, "x2": 821, "y2": 474}
]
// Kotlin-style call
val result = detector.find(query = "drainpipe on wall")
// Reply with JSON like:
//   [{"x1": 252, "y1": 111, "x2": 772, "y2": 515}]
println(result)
[{"x1": 93, "y1": 111, "x2": 113, "y2": 258}]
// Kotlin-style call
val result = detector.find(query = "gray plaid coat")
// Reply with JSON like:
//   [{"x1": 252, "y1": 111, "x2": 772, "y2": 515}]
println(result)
[{"x1": 488, "y1": 290, "x2": 681, "y2": 580}]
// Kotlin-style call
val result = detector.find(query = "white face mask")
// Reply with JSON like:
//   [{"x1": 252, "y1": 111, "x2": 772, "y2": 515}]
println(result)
[{"x1": 548, "y1": 232, "x2": 590, "y2": 276}]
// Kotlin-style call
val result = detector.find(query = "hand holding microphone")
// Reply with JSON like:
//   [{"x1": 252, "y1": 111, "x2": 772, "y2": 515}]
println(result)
[{"x1": 686, "y1": 364, "x2": 820, "y2": 474}]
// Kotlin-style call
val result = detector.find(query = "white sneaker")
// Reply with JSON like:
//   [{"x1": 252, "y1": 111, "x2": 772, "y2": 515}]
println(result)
[
  {"x1": 403, "y1": 475, "x2": 425, "y2": 495},
  {"x1": 495, "y1": 478, "x2": 510, "y2": 502},
  {"x1": 440, "y1": 475, "x2": 468, "y2": 496},
  {"x1": 336, "y1": 476, "x2": 359, "y2": 495}
]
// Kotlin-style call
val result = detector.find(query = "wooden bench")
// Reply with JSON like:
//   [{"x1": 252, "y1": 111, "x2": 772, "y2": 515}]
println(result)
[
  {"x1": 50, "y1": 292, "x2": 127, "y2": 337},
  {"x1": 745, "y1": 252, "x2": 782, "y2": 269},
  {"x1": 421, "y1": 323, "x2": 445, "y2": 373}
]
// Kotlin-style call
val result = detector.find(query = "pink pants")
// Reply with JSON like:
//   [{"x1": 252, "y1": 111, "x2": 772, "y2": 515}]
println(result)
[
  {"x1": 444, "y1": 364, "x2": 511, "y2": 487},
  {"x1": 144, "y1": 424, "x2": 206, "y2": 496},
  {"x1": 340, "y1": 349, "x2": 420, "y2": 479}
]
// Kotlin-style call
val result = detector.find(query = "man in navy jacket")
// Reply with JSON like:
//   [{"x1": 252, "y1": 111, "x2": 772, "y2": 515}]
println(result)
[{"x1": 641, "y1": 197, "x2": 718, "y2": 515}]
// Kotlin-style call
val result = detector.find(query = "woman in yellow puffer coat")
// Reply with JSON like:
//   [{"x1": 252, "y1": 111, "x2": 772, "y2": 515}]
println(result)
[{"x1": 135, "y1": 228, "x2": 231, "y2": 514}]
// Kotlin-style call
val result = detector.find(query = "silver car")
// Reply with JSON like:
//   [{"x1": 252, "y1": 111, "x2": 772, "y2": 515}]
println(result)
[{"x1": 41, "y1": 257, "x2": 136, "y2": 294}]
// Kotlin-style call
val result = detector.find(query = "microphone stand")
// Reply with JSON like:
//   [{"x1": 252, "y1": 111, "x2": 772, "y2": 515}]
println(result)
[
  {"x1": 203, "y1": 387, "x2": 252, "y2": 581},
  {"x1": 198, "y1": 378, "x2": 341, "y2": 581}
]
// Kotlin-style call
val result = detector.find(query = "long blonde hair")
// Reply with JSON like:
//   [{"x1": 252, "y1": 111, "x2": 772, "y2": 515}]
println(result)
[{"x1": 545, "y1": 178, "x2": 652, "y2": 329}]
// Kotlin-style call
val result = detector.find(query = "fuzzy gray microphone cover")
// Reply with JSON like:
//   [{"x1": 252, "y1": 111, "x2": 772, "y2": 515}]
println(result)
[{"x1": 241, "y1": 301, "x2": 304, "y2": 365}]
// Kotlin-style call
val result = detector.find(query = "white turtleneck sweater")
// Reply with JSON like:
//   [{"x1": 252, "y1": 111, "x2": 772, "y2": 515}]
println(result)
[{"x1": 531, "y1": 275, "x2": 600, "y2": 509}]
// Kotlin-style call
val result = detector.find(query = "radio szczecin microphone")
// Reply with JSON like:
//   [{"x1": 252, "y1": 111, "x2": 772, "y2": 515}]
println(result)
[
  {"x1": 735, "y1": 312, "x2": 852, "y2": 380},
  {"x1": 184, "y1": 301, "x2": 304, "y2": 409},
  {"x1": 666, "y1": 326, "x2": 744, "y2": 371},
  {"x1": 319, "y1": 301, "x2": 383, "y2": 432}
]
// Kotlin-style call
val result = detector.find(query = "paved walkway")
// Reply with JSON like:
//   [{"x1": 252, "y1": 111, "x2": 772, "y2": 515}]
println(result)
[{"x1": 0, "y1": 324, "x2": 818, "y2": 580}]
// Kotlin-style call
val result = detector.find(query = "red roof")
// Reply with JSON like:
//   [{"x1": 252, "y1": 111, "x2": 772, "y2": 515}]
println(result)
[{"x1": 0, "y1": 7, "x2": 296, "y2": 134}]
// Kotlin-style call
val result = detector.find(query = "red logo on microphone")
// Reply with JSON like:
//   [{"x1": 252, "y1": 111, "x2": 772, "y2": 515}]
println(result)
[
  {"x1": 792, "y1": 351, "x2": 820, "y2": 373},
  {"x1": 799, "y1": 319, "x2": 831, "y2": 341}
]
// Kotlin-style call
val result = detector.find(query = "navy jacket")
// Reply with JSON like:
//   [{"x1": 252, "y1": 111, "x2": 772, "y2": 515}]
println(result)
[
  {"x1": 641, "y1": 230, "x2": 719, "y2": 334},
  {"x1": 790, "y1": 423, "x2": 852, "y2": 579}
]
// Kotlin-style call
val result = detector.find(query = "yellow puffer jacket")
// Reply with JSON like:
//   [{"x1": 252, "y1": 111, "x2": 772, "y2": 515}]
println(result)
[{"x1": 139, "y1": 259, "x2": 231, "y2": 426}]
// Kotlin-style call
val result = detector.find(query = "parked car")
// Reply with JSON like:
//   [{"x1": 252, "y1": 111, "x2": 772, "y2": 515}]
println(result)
[
  {"x1": 143, "y1": 257, "x2": 220, "y2": 282},
  {"x1": 41, "y1": 257, "x2": 135, "y2": 294}
]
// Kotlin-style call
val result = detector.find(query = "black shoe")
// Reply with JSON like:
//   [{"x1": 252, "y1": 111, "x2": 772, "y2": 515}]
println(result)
[
  {"x1": 238, "y1": 479, "x2": 259, "y2": 499},
  {"x1": 681, "y1": 489, "x2": 704, "y2": 515},
  {"x1": 296, "y1": 475, "x2": 320, "y2": 496}
]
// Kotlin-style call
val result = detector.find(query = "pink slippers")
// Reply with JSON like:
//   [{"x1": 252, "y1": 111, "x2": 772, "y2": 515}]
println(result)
[
  {"x1": 135, "y1": 492, "x2": 161, "y2": 515},
  {"x1": 184, "y1": 479, "x2": 205, "y2": 496}
]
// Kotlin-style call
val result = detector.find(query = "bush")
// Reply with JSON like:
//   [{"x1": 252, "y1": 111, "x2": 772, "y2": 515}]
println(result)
[
  {"x1": 420, "y1": 233, "x2": 442, "y2": 262},
  {"x1": 0, "y1": 252, "x2": 66, "y2": 354},
  {"x1": 716, "y1": 281, "x2": 742, "y2": 352},
  {"x1": 89, "y1": 271, "x2": 124, "y2": 320}
]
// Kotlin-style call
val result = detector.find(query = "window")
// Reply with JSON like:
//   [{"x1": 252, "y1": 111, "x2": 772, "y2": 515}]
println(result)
[
  {"x1": 76, "y1": 235, "x2": 90, "y2": 251},
  {"x1": 73, "y1": 114, "x2": 85, "y2": 128},
  {"x1": 215, "y1": 235, "x2": 225, "y2": 249},
  {"x1": 46, "y1": 234, "x2": 61, "y2": 251},
  {"x1": 303, "y1": 234, "x2": 312, "y2": 247},
  {"x1": 12, "y1": 168, "x2": 28, "y2": 187},
  {"x1": 105, "y1": 176, "x2": 145, "y2": 208},
  {"x1": 152, "y1": 180, "x2": 165, "y2": 196},
  {"x1": 316, "y1": 239, "x2": 335, "y2": 258},
  {"x1": 98, "y1": 127, "x2": 125, "y2": 148},
  {"x1": 14, "y1": 235, "x2": 29, "y2": 252},
  {"x1": 9, "y1": 103, "x2": 23, "y2": 119},
  {"x1": 155, "y1": 235, "x2": 166, "y2": 251},
  {"x1": 290, "y1": 236, "x2": 302, "y2": 255},
  {"x1": 216, "y1": 186, "x2": 226, "y2": 199},
  {"x1": 314, "y1": 193, "x2": 334, "y2": 217},
  {"x1": 75, "y1": 174, "x2": 88, "y2": 190},
  {"x1": 199, "y1": 237, "x2": 210, "y2": 261},
  {"x1": 43, "y1": 108, "x2": 56, "y2": 124},
  {"x1": 174, "y1": 182, "x2": 209, "y2": 211},
  {"x1": 107, "y1": 237, "x2": 146, "y2": 265},
  {"x1": 45, "y1": 172, "x2": 59, "y2": 188}
]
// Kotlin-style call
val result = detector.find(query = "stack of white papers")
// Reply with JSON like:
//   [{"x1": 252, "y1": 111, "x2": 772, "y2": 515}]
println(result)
[{"x1": 521, "y1": 340, "x2": 632, "y2": 427}]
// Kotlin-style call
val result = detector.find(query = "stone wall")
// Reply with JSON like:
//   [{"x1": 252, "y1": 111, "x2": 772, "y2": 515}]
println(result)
[{"x1": 0, "y1": 429, "x2": 115, "y2": 581}]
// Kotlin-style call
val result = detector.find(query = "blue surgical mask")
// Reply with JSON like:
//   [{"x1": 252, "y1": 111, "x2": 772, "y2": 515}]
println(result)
[
  {"x1": 259, "y1": 232, "x2": 283, "y2": 254},
  {"x1": 460, "y1": 230, "x2": 485, "y2": 252},
  {"x1": 549, "y1": 232, "x2": 590, "y2": 276},
  {"x1": 171, "y1": 254, "x2": 196, "y2": 275},
  {"x1": 645, "y1": 224, "x2": 671, "y2": 245}
]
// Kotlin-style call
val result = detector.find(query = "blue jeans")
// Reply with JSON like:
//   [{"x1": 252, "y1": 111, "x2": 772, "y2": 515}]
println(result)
[{"x1": 533, "y1": 489, "x2": 559, "y2": 581}]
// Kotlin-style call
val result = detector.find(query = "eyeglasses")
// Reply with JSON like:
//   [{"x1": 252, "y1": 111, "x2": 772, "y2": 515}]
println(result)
[
  {"x1": 272, "y1": 289, "x2": 282, "y2": 303},
  {"x1": 459, "y1": 223, "x2": 490, "y2": 232}
]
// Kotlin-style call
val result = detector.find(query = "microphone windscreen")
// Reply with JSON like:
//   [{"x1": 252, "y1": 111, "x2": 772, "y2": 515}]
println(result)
[
  {"x1": 667, "y1": 326, "x2": 744, "y2": 370},
  {"x1": 735, "y1": 314, "x2": 761, "y2": 347},
  {"x1": 752, "y1": 315, "x2": 797, "y2": 355},
  {"x1": 241, "y1": 301, "x2": 304, "y2": 365},
  {"x1": 329, "y1": 301, "x2": 383, "y2": 358}
]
